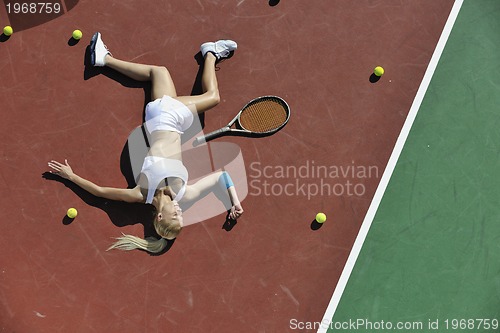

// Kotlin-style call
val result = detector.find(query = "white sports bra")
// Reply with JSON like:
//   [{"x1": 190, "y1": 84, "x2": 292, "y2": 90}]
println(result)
[{"x1": 140, "y1": 156, "x2": 188, "y2": 204}]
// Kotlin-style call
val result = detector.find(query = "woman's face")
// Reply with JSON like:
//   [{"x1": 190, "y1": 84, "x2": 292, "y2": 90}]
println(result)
[
  {"x1": 160, "y1": 199, "x2": 183, "y2": 228},
  {"x1": 152, "y1": 187, "x2": 183, "y2": 239}
]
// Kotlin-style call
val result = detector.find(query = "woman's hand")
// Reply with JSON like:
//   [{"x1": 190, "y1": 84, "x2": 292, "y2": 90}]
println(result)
[
  {"x1": 48, "y1": 159, "x2": 74, "y2": 180},
  {"x1": 229, "y1": 203, "x2": 244, "y2": 220}
]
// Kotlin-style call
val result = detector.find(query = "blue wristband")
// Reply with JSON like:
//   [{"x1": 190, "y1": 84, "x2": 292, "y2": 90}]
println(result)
[{"x1": 219, "y1": 171, "x2": 234, "y2": 189}]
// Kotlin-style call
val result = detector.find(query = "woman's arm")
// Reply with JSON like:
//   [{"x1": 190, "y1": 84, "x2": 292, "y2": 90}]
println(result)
[
  {"x1": 48, "y1": 159, "x2": 143, "y2": 203},
  {"x1": 183, "y1": 171, "x2": 244, "y2": 219}
]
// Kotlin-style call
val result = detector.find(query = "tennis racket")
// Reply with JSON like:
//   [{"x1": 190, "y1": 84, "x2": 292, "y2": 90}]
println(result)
[{"x1": 193, "y1": 96, "x2": 290, "y2": 146}]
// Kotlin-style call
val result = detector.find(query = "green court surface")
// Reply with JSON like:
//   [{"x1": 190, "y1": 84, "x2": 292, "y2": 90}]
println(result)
[{"x1": 326, "y1": 0, "x2": 500, "y2": 332}]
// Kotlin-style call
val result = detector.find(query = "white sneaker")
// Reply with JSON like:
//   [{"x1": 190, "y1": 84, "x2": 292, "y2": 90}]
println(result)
[
  {"x1": 200, "y1": 40, "x2": 237, "y2": 60},
  {"x1": 90, "y1": 32, "x2": 111, "y2": 67}
]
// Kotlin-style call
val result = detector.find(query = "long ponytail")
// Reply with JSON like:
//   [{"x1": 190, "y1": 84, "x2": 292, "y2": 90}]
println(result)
[
  {"x1": 107, "y1": 205, "x2": 181, "y2": 253},
  {"x1": 107, "y1": 233, "x2": 169, "y2": 253}
]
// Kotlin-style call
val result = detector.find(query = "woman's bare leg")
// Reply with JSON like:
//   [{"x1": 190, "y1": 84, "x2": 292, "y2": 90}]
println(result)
[
  {"x1": 104, "y1": 55, "x2": 177, "y2": 99},
  {"x1": 175, "y1": 53, "x2": 220, "y2": 114}
]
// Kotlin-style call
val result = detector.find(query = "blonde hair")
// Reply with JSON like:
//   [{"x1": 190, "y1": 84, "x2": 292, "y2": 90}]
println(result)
[
  {"x1": 107, "y1": 234, "x2": 169, "y2": 253},
  {"x1": 107, "y1": 217, "x2": 182, "y2": 254}
]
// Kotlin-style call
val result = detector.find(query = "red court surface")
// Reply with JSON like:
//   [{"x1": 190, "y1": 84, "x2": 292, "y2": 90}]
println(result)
[{"x1": 0, "y1": 1, "x2": 454, "y2": 332}]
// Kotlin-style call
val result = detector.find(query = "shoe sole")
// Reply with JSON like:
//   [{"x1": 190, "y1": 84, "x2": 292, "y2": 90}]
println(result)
[{"x1": 90, "y1": 32, "x2": 100, "y2": 66}]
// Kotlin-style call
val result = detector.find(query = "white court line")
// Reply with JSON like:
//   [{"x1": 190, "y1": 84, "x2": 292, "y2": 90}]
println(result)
[{"x1": 317, "y1": 1, "x2": 464, "y2": 332}]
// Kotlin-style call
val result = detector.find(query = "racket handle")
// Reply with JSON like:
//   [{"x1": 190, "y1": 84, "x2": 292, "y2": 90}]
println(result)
[{"x1": 193, "y1": 127, "x2": 229, "y2": 146}]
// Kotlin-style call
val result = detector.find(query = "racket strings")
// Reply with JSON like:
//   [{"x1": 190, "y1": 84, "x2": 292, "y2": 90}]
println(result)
[{"x1": 239, "y1": 99, "x2": 288, "y2": 133}]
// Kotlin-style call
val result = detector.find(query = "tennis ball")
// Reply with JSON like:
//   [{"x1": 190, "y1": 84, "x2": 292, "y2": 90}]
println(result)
[
  {"x1": 374, "y1": 66, "x2": 385, "y2": 77},
  {"x1": 3, "y1": 26, "x2": 13, "y2": 36},
  {"x1": 67, "y1": 208, "x2": 78, "y2": 219},
  {"x1": 315, "y1": 212, "x2": 327, "y2": 223},
  {"x1": 72, "y1": 29, "x2": 82, "y2": 40}
]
